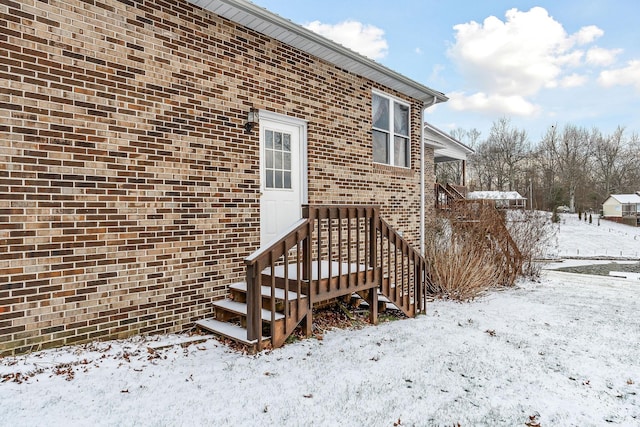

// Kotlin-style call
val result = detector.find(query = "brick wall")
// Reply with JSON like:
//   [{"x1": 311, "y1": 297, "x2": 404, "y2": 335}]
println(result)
[{"x1": 0, "y1": 0, "x2": 432, "y2": 355}]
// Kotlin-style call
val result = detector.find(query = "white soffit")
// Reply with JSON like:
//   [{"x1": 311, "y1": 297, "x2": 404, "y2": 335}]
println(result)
[{"x1": 187, "y1": 0, "x2": 447, "y2": 104}]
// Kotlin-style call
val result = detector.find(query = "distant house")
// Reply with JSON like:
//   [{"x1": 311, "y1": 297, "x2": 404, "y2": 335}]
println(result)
[
  {"x1": 602, "y1": 194, "x2": 640, "y2": 226},
  {"x1": 467, "y1": 191, "x2": 527, "y2": 209},
  {"x1": 424, "y1": 122, "x2": 474, "y2": 188}
]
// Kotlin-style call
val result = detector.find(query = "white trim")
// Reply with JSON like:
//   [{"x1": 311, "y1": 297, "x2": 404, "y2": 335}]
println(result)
[
  {"x1": 372, "y1": 90, "x2": 411, "y2": 169},
  {"x1": 259, "y1": 110, "x2": 308, "y2": 203},
  {"x1": 420, "y1": 105, "x2": 425, "y2": 255},
  {"x1": 372, "y1": 88, "x2": 409, "y2": 106}
]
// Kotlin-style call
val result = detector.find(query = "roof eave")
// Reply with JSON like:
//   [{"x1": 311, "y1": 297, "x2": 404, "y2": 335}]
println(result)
[
  {"x1": 424, "y1": 122, "x2": 474, "y2": 154},
  {"x1": 188, "y1": 0, "x2": 448, "y2": 104}
]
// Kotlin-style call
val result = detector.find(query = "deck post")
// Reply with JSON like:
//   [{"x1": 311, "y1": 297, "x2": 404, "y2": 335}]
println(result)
[
  {"x1": 369, "y1": 207, "x2": 379, "y2": 324},
  {"x1": 415, "y1": 260, "x2": 423, "y2": 314},
  {"x1": 246, "y1": 264, "x2": 261, "y2": 349},
  {"x1": 303, "y1": 212, "x2": 313, "y2": 336},
  {"x1": 367, "y1": 288, "x2": 378, "y2": 325},
  {"x1": 370, "y1": 207, "x2": 379, "y2": 286}
]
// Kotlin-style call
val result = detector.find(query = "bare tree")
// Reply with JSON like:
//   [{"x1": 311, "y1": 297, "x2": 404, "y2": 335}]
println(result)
[
  {"x1": 591, "y1": 126, "x2": 627, "y2": 202},
  {"x1": 437, "y1": 128, "x2": 482, "y2": 188},
  {"x1": 463, "y1": 118, "x2": 637, "y2": 212},
  {"x1": 535, "y1": 124, "x2": 562, "y2": 210},
  {"x1": 469, "y1": 118, "x2": 530, "y2": 192},
  {"x1": 549, "y1": 124, "x2": 592, "y2": 212}
]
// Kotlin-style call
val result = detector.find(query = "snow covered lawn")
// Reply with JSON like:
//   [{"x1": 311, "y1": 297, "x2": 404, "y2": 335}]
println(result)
[
  {"x1": 1, "y1": 215, "x2": 639, "y2": 426},
  {"x1": 555, "y1": 214, "x2": 640, "y2": 258}
]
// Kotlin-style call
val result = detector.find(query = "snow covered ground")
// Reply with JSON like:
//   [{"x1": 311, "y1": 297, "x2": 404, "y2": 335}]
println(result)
[
  {"x1": 1, "y1": 213, "x2": 639, "y2": 426},
  {"x1": 555, "y1": 214, "x2": 640, "y2": 259}
]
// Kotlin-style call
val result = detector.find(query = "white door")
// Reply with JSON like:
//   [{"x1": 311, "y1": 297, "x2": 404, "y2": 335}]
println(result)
[{"x1": 260, "y1": 112, "x2": 307, "y2": 245}]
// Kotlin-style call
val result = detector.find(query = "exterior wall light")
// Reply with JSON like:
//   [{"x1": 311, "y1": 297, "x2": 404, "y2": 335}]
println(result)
[{"x1": 245, "y1": 108, "x2": 259, "y2": 133}]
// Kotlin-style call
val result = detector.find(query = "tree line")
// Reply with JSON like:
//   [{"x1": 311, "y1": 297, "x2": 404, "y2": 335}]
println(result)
[{"x1": 436, "y1": 118, "x2": 640, "y2": 213}]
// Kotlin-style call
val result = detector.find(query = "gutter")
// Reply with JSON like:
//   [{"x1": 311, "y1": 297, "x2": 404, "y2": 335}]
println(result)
[{"x1": 420, "y1": 96, "x2": 439, "y2": 255}]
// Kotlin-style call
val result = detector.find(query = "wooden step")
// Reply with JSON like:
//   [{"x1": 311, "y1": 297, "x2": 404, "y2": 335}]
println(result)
[
  {"x1": 195, "y1": 318, "x2": 264, "y2": 346},
  {"x1": 264, "y1": 260, "x2": 372, "y2": 280},
  {"x1": 213, "y1": 299, "x2": 285, "y2": 322},
  {"x1": 229, "y1": 282, "x2": 305, "y2": 301},
  {"x1": 351, "y1": 292, "x2": 400, "y2": 311}
]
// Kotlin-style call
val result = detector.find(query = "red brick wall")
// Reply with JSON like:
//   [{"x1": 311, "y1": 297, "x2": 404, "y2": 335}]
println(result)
[{"x1": 0, "y1": 0, "x2": 432, "y2": 354}]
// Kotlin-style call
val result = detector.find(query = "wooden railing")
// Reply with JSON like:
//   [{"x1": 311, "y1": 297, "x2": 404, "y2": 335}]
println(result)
[
  {"x1": 447, "y1": 183, "x2": 466, "y2": 199},
  {"x1": 244, "y1": 205, "x2": 430, "y2": 349},
  {"x1": 244, "y1": 218, "x2": 312, "y2": 347},
  {"x1": 435, "y1": 183, "x2": 466, "y2": 210},
  {"x1": 377, "y1": 218, "x2": 430, "y2": 316}
]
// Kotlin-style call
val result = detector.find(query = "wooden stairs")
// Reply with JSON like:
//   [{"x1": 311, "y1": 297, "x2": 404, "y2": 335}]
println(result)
[
  {"x1": 197, "y1": 282, "x2": 303, "y2": 348},
  {"x1": 196, "y1": 205, "x2": 431, "y2": 351}
]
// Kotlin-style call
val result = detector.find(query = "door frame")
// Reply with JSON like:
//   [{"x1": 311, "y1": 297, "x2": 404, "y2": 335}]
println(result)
[{"x1": 259, "y1": 110, "x2": 308, "y2": 243}]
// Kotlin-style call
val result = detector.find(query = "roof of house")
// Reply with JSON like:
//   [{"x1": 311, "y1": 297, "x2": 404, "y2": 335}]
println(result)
[
  {"x1": 187, "y1": 0, "x2": 447, "y2": 105},
  {"x1": 423, "y1": 122, "x2": 474, "y2": 163},
  {"x1": 606, "y1": 194, "x2": 640, "y2": 204},
  {"x1": 467, "y1": 191, "x2": 526, "y2": 201}
]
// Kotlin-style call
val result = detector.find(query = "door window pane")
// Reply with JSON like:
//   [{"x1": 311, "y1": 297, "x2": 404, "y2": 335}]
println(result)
[
  {"x1": 264, "y1": 130, "x2": 293, "y2": 189},
  {"x1": 265, "y1": 151, "x2": 273, "y2": 168},
  {"x1": 283, "y1": 152, "x2": 291, "y2": 170},
  {"x1": 266, "y1": 130, "x2": 273, "y2": 149},
  {"x1": 274, "y1": 132, "x2": 282, "y2": 150}
]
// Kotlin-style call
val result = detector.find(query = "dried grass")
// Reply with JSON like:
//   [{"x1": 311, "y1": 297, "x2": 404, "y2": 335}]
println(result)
[
  {"x1": 425, "y1": 206, "x2": 556, "y2": 301},
  {"x1": 425, "y1": 233, "x2": 503, "y2": 301}
]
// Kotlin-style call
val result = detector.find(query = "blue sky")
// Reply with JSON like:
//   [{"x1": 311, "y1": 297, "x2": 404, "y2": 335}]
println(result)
[{"x1": 250, "y1": 0, "x2": 640, "y2": 142}]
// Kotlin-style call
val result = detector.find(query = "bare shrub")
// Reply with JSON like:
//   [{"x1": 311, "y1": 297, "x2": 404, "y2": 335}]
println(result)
[
  {"x1": 425, "y1": 216, "x2": 504, "y2": 301},
  {"x1": 506, "y1": 210, "x2": 557, "y2": 278},
  {"x1": 426, "y1": 200, "x2": 557, "y2": 300},
  {"x1": 426, "y1": 204, "x2": 557, "y2": 300},
  {"x1": 425, "y1": 236, "x2": 503, "y2": 301}
]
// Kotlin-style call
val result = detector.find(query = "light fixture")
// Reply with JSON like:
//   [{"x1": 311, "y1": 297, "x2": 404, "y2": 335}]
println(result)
[{"x1": 244, "y1": 108, "x2": 259, "y2": 134}]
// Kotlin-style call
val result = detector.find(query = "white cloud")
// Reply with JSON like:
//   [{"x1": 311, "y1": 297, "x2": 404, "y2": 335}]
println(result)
[
  {"x1": 415, "y1": 47, "x2": 423, "y2": 55},
  {"x1": 304, "y1": 20, "x2": 388, "y2": 60},
  {"x1": 429, "y1": 63, "x2": 445, "y2": 83},
  {"x1": 586, "y1": 47, "x2": 622, "y2": 66},
  {"x1": 598, "y1": 60, "x2": 640, "y2": 91},
  {"x1": 447, "y1": 7, "x2": 607, "y2": 116},
  {"x1": 560, "y1": 73, "x2": 588, "y2": 88},
  {"x1": 447, "y1": 91, "x2": 540, "y2": 117},
  {"x1": 570, "y1": 25, "x2": 604, "y2": 45}
]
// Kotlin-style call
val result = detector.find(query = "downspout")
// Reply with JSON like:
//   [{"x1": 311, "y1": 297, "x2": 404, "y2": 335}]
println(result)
[{"x1": 420, "y1": 95, "x2": 438, "y2": 255}]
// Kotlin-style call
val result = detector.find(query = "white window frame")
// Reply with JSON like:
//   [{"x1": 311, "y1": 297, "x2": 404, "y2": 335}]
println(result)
[{"x1": 372, "y1": 90, "x2": 411, "y2": 168}]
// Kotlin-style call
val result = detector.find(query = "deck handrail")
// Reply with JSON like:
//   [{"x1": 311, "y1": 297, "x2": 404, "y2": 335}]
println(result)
[
  {"x1": 435, "y1": 183, "x2": 457, "y2": 210},
  {"x1": 446, "y1": 183, "x2": 466, "y2": 199},
  {"x1": 245, "y1": 217, "x2": 312, "y2": 344},
  {"x1": 244, "y1": 204, "x2": 431, "y2": 348},
  {"x1": 377, "y1": 217, "x2": 431, "y2": 314}
]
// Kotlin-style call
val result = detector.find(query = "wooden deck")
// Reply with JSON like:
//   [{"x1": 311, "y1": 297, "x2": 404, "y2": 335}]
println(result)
[{"x1": 197, "y1": 205, "x2": 431, "y2": 351}]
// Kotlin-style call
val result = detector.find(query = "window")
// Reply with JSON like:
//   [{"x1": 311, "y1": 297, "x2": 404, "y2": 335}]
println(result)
[
  {"x1": 264, "y1": 129, "x2": 292, "y2": 189},
  {"x1": 372, "y1": 92, "x2": 410, "y2": 167}
]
